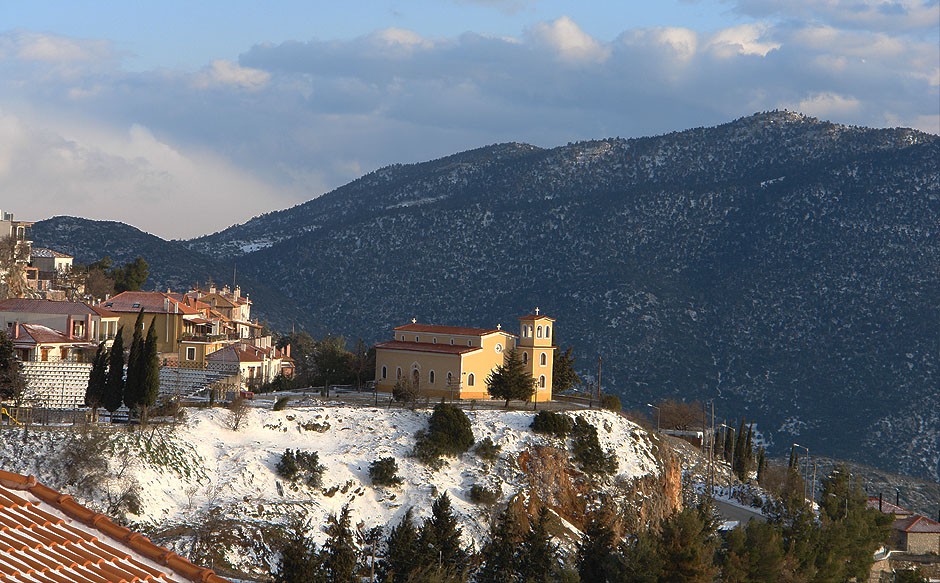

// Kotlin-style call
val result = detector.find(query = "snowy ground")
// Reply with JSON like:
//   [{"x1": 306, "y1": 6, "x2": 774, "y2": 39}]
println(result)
[{"x1": 0, "y1": 404, "x2": 664, "y2": 577}]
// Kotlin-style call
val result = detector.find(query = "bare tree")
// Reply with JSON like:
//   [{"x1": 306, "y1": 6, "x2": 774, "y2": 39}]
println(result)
[
  {"x1": 657, "y1": 399, "x2": 704, "y2": 431},
  {"x1": 0, "y1": 235, "x2": 30, "y2": 300},
  {"x1": 227, "y1": 394, "x2": 250, "y2": 431}
]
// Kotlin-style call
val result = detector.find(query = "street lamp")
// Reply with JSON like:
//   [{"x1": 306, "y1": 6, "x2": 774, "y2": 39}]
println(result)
[{"x1": 646, "y1": 403, "x2": 660, "y2": 431}]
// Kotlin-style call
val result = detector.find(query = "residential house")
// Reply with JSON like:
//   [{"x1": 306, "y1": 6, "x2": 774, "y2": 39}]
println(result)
[
  {"x1": 374, "y1": 310, "x2": 556, "y2": 401},
  {"x1": 0, "y1": 297, "x2": 120, "y2": 351},
  {"x1": 0, "y1": 469, "x2": 231, "y2": 583},
  {"x1": 186, "y1": 284, "x2": 260, "y2": 340},
  {"x1": 868, "y1": 497, "x2": 940, "y2": 555},
  {"x1": 28, "y1": 247, "x2": 76, "y2": 294},
  {"x1": 0, "y1": 209, "x2": 35, "y2": 296},
  {"x1": 101, "y1": 290, "x2": 207, "y2": 357},
  {"x1": 205, "y1": 339, "x2": 291, "y2": 390}
]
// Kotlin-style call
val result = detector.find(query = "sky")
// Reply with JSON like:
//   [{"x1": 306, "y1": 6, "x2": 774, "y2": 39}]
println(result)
[{"x1": 1, "y1": 1, "x2": 937, "y2": 239}]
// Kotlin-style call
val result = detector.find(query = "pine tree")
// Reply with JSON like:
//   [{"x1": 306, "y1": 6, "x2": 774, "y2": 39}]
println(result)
[
  {"x1": 84, "y1": 342, "x2": 108, "y2": 418},
  {"x1": 103, "y1": 327, "x2": 125, "y2": 413},
  {"x1": 485, "y1": 349, "x2": 535, "y2": 407},
  {"x1": 138, "y1": 316, "x2": 160, "y2": 424},
  {"x1": 551, "y1": 346, "x2": 580, "y2": 395},
  {"x1": 477, "y1": 508, "x2": 521, "y2": 583},
  {"x1": 518, "y1": 507, "x2": 558, "y2": 582},
  {"x1": 378, "y1": 508, "x2": 419, "y2": 582},
  {"x1": 123, "y1": 309, "x2": 145, "y2": 414},
  {"x1": 323, "y1": 504, "x2": 358, "y2": 582},
  {"x1": 658, "y1": 504, "x2": 719, "y2": 583},
  {"x1": 419, "y1": 494, "x2": 467, "y2": 573},
  {"x1": 620, "y1": 528, "x2": 663, "y2": 583},
  {"x1": 274, "y1": 520, "x2": 325, "y2": 583},
  {"x1": 576, "y1": 513, "x2": 622, "y2": 582}
]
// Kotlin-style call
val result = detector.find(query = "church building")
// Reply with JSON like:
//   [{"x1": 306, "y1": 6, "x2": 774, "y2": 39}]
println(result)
[{"x1": 374, "y1": 310, "x2": 556, "y2": 401}]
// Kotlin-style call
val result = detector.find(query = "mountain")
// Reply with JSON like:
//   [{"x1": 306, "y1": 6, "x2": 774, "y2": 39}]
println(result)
[{"x1": 31, "y1": 111, "x2": 940, "y2": 482}]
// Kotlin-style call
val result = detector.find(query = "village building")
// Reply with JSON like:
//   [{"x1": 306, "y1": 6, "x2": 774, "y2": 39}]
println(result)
[
  {"x1": 374, "y1": 310, "x2": 556, "y2": 401},
  {"x1": 0, "y1": 297, "x2": 120, "y2": 352},
  {"x1": 0, "y1": 470, "x2": 231, "y2": 583},
  {"x1": 0, "y1": 209, "x2": 36, "y2": 297},
  {"x1": 205, "y1": 338, "x2": 292, "y2": 390}
]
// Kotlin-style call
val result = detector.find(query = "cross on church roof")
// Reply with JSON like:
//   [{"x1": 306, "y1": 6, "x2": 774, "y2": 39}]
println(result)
[
  {"x1": 497, "y1": 323, "x2": 501, "y2": 330},
  {"x1": 411, "y1": 317, "x2": 417, "y2": 324},
  {"x1": 535, "y1": 307, "x2": 540, "y2": 315}
]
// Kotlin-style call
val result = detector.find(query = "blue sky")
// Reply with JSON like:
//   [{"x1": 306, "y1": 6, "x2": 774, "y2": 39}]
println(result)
[{"x1": 1, "y1": 0, "x2": 937, "y2": 237}]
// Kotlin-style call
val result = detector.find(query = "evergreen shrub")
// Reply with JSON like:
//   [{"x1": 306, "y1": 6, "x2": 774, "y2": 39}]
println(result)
[
  {"x1": 571, "y1": 417, "x2": 618, "y2": 475},
  {"x1": 531, "y1": 410, "x2": 574, "y2": 437},
  {"x1": 413, "y1": 403, "x2": 474, "y2": 467},
  {"x1": 468, "y1": 483, "x2": 500, "y2": 505},
  {"x1": 369, "y1": 457, "x2": 403, "y2": 487},
  {"x1": 277, "y1": 449, "x2": 326, "y2": 487},
  {"x1": 474, "y1": 436, "x2": 501, "y2": 461}
]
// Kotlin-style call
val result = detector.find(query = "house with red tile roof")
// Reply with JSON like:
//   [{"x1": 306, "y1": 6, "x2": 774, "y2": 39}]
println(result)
[
  {"x1": 374, "y1": 310, "x2": 556, "y2": 401},
  {"x1": 0, "y1": 298, "x2": 120, "y2": 351},
  {"x1": 869, "y1": 497, "x2": 940, "y2": 555},
  {"x1": 0, "y1": 469, "x2": 231, "y2": 583},
  {"x1": 205, "y1": 340, "x2": 291, "y2": 390}
]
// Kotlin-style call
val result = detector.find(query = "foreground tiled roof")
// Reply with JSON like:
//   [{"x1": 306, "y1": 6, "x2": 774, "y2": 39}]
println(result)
[
  {"x1": 394, "y1": 323, "x2": 506, "y2": 337},
  {"x1": 375, "y1": 340, "x2": 481, "y2": 355},
  {"x1": 0, "y1": 470, "x2": 230, "y2": 583},
  {"x1": 14, "y1": 324, "x2": 74, "y2": 346}
]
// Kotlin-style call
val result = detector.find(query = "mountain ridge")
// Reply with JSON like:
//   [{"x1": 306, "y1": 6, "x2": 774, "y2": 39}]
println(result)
[{"x1": 30, "y1": 111, "x2": 940, "y2": 482}]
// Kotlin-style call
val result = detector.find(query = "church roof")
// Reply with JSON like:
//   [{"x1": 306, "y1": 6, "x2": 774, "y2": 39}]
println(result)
[
  {"x1": 375, "y1": 340, "x2": 481, "y2": 355},
  {"x1": 394, "y1": 323, "x2": 506, "y2": 337}
]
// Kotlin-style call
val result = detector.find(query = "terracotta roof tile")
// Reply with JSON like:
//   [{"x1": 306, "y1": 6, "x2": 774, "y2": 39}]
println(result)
[
  {"x1": 896, "y1": 515, "x2": 940, "y2": 534},
  {"x1": 0, "y1": 298, "x2": 98, "y2": 316},
  {"x1": 14, "y1": 324, "x2": 74, "y2": 345},
  {"x1": 375, "y1": 340, "x2": 481, "y2": 355},
  {"x1": 0, "y1": 470, "x2": 230, "y2": 583},
  {"x1": 30, "y1": 247, "x2": 73, "y2": 259},
  {"x1": 102, "y1": 291, "x2": 199, "y2": 315},
  {"x1": 394, "y1": 323, "x2": 506, "y2": 337}
]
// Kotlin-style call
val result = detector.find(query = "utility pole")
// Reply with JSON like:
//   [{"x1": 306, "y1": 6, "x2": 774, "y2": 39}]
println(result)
[{"x1": 596, "y1": 356, "x2": 602, "y2": 405}]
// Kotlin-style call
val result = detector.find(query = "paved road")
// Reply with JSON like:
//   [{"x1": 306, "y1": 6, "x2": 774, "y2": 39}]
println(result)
[{"x1": 714, "y1": 499, "x2": 766, "y2": 525}]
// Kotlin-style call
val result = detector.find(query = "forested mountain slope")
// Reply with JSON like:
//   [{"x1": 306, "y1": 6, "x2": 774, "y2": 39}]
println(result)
[{"x1": 34, "y1": 112, "x2": 939, "y2": 481}]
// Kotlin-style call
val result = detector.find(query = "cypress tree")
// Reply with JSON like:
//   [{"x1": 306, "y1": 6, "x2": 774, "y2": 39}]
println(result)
[
  {"x1": 123, "y1": 309, "x2": 145, "y2": 414},
  {"x1": 477, "y1": 508, "x2": 521, "y2": 583},
  {"x1": 378, "y1": 508, "x2": 419, "y2": 582},
  {"x1": 733, "y1": 418, "x2": 748, "y2": 480},
  {"x1": 138, "y1": 316, "x2": 160, "y2": 424},
  {"x1": 485, "y1": 349, "x2": 536, "y2": 407},
  {"x1": 723, "y1": 423, "x2": 735, "y2": 463},
  {"x1": 274, "y1": 520, "x2": 324, "y2": 583},
  {"x1": 756, "y1": 446, "x2": 767, "y2": 484},
  {"x1": 323, "y1": 504, "x2": 358, "y2": 582},
  {"x1": 658, "y1": 504, "x2": 719, "y2": 583},
  {"x1": 103, "y1": 327, "x2": 125, "y2": 413},
  {"x1": 84, "y1": 342, "x2": 108, "y2": 418}
]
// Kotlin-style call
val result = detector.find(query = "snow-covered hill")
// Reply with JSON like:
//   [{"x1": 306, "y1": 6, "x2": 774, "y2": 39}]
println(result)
[{"x1": 0, "y1": 405, "x2": 677, "y2": 580}]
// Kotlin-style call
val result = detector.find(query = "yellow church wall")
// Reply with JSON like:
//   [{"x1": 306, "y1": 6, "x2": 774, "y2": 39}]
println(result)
[{"x1": 374, "y1": 350, "x2": 464, "y2": 397}]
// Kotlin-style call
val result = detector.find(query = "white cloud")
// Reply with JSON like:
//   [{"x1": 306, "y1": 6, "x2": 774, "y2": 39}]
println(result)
[
  {"x1": 0, "y1": 111, "x2": 290, "y2": 238},
  {"x1": 787, "y1": 92, "x2": 863, "y2": 117},
  {"x1": 730, "y1": 0, "x2": 940, "y2": 33},
  {"x1": 0, "y1": 30, "x2": 112, "y2": 63},
  {"x1": 706, "y1": 23, "x2": 780, "y2": 57},
  {"x1": 193, "y1": 60, "x2": 270, "y2": 91},
  {"x1": 528, "y1": 16, "x2": 610, "y2": 64}
]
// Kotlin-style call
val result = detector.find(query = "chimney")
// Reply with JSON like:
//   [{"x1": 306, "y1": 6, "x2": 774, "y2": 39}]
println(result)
[
  {"x1": 234, "y1": 285, "x2": 240, "y2": 300},
  {"x1": 12, "y1": 322, "x2": 19, "y2": 339},
  {"x1": 896, "y1": 489, "x2": 900, "y2": 507},
  {"x1": 286, "y1": 343, "x2": 291, "y2": 358},
  {"x1": 878, "y1": 493, "x2": 882, "y2": 512}
]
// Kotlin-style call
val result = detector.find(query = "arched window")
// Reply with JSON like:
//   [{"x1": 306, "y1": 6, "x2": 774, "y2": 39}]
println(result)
[
  {"x1": 399, "y1": 335, "x2": 405, "y2": 341},
  {"x1": 429, "y1": 370, "x2": 435, "y2": 384},
  {"x1": 450, "y1": 339, "x2": 454, "y2": 345},
  {"x1": 432, "y1": 337, "x2": 437, "y2": 344},
  {"x1": 539, "y1": 375, "x2": 546, "y2": 388},
  {"x1": 467, "y1": 340, "x2": 472, "y2": 346},
  {"x1": 468, "y1": 373, "x2": 475, "y2": 386},
  {"x1": 540, "y1": 352, "x2": 547, "y2": 366},
  {"x1": 447, "y1": 372, "x2": 453, "y2": 383},
  {"x1": 523, "y1": 352, "x2": 528, "y2": 364},
  {"x1": 546, "y1": 326, "x2": 551, "y2": 339},
  {"x1": 415, "y1": 336, "x2": 419, "y2": 342},
  {"x1": 382, "y1": 366, "x2": 387, "y2": 379},
  {"x1": 396, "y1": 367, "x2": 402, "y2": 380},
  {"x1": 537, "y1": 326, "x2": 543, "y2": 338}
]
